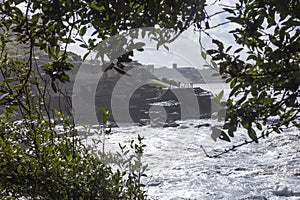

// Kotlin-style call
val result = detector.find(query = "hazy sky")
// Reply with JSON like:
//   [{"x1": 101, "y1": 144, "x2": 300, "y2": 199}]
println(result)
[
  {"x1": 67, "y1": 0, "x2": 238, "y2": 69},
  {"x1": 67, "y1": 27, "x2": 207, "y2": 69},
  {"x1": 17, "y1": 0, "x2": 238, "y2": 69}
]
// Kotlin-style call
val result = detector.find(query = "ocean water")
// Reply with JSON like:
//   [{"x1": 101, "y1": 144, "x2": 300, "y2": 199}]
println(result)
[
  {"x1": 77, "y1": 84, "x2": 300, "y2": 199},
  {"x1": 83, "y1": 118, "x2": 300, "y2": 200}
]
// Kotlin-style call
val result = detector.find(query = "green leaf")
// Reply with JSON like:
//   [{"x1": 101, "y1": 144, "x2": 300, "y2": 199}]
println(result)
[
  {"x1": 248, "y1": 128, "x2": 258, "y2": 143},
  {"x1": 256, "y1": 123, "x2": 262, "y2": 130},
  {"x1": 67, "y1": 154, "x2": 73, "y2": 162},
  {"x1": 90, "y1": 2, "x2": 105, "y2": 11},
  {"x1": 205, "y1": 21, "x2": 210, "y2": 29},
  {"x1": 212, "y1": 127, "x2": 231, "y2": 142},
  {"x1": 51, "y1": 82, "x2": 57, "y2": 93},
  {"x1": 247, "y1": 54, "x2": 258, "y2": 61},
  {"x1": 201, "y1": 51, "x2": 207, "y2": 60},
  {"x1": 80, "y1": 26, "x2": 87, "y2": 36},
  {"x1": 212, "y1": 39, "x2": 224, "y2": 51},
  {"x1": 101, "y1": 113, "x2": 107, "y2": 124},
  {"x1": 54, "y1": 109, "x2": 61, "y2": 116},
  {"x1": 79, "y1": 44, "x2": 88, "y2": 49},
  {"x1": 211, "y1": 61, "x2": 218, "y2": 69},
  {"x1": 234, "y1": 48, "x2": 243, "y2": 54},
  {"x1": 269, "y1": 35, "x2": 280, "y2": 46},
  {"x1": 55, "y1": 46, "x2": 60, "y2": 57},
  {"x1": 17, "y1": 165, "x2": 22, "y2": 174},
  {"x1": 48, "y1": 46, "x2": 57, "y2": 59},
  {"x1": 212, "y1": 73, "x2": 220, "y2": 77},
  {"x1": 206, "y1": 49, "x2": 218, "y2": 55},
  {"x1": 130, "y1": 42, "x2": 145, "y2": 50},
  {"x1": 229, "y1": 84, "x2": 240, "y2": 97},
  {"x1": 163, "y1": 44, "x2": 169, "y2": 51},
  {"x1": 83, "y1": 51, "x2": 90, "y2": 60},
  {"x1": 223, "y1": 8, "x2": 235, "y2": 14},
  {"x1": 31, "y1": 13, "x2": 41, "y2": 23},
  {"x1": 60, "y1": 74, "x2": 70, "y2": 82},
  {"x1": 226, "y1": 16, "x2": 244, "y2": 25},
  {"x1": 0, "y1": 93, "x2": 10, "y2": 101},
  {"x1": 230, "y1": 78, "x2": 237, "y2": 88},
  {"x1": 217, "y1": 90, "x2": 224, "y2": 99},
  {"x1": 4, "y1": 78, "x2": 15, "y2": 83},
  {"x1": 219, "y1": 130, "x2": 231, "y2": 142},
  {"x1": 225, "y1": 46, "x2": 232, "y2": 53}
]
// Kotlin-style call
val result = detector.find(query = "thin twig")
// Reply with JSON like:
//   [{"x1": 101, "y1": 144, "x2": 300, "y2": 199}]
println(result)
[
  {"x1": 206, "y1": 21, "x2": 231, "y2": 30},
  {"x1": 201, "y1": 135, "x2": 264, "y2": 158}
]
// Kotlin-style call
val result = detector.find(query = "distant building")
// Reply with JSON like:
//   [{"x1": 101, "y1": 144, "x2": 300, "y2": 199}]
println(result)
[
  {"x1": 152, "y1": 63, "x2": 225, "y2": 85},
  {"x1": 153, "y1": 64, "x2": 205, "y2": 84}
]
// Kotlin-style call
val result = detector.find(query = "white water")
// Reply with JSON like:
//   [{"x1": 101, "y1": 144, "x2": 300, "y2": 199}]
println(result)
[
  {"x1": 84, "y1": 118, "x2": 300, "y2": 200},
  {"x1": 80, "y1": 84, "x2": 299, "y2": 199}
]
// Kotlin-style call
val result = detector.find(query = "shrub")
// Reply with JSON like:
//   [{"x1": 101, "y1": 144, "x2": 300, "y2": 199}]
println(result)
[
  {"x1": 0, "y1": 57, "x2": 147, "y2": 199},
  {"x1": 0, "y1": 110, "x2": 147, "y2": 199}
]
